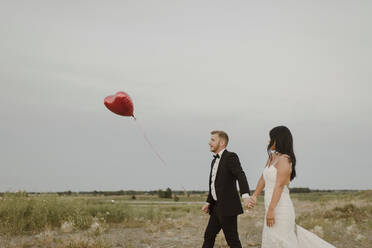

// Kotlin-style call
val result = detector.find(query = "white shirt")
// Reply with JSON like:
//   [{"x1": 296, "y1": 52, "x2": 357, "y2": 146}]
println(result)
[{"x1": 208, "y1": 149, "x2": 249, "y2": 203}]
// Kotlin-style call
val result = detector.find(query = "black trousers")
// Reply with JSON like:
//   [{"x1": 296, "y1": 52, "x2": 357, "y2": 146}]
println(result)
[{"x1": 202, "y1": 203, "x2": 242, "y2": 248}]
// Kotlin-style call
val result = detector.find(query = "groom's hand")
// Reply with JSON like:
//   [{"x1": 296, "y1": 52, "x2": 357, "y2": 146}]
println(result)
[
  {"x1": 247, "y1": 195, "x2": 257, "y2": 209},
  {"x1": 202, "y1": 204, "x2": 209, "y2": 214},
  {"x1": 243, "y1": 197, "x2": 251, "y2": 209}
]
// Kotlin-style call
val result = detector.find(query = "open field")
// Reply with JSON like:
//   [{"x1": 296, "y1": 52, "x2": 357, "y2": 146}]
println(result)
[{"x1": 0, "y1": 190, "x2": 371, "y2": 248}]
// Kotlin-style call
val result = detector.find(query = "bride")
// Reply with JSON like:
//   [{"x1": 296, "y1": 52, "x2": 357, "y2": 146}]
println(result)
[{"x1": 248, "y1": 126, "x2": 336, "y2": 248}]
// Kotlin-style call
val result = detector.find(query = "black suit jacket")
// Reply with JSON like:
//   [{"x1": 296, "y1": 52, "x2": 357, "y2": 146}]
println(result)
[{"x1": 206, "y1": 150, "x2": 250, "y2": 216}]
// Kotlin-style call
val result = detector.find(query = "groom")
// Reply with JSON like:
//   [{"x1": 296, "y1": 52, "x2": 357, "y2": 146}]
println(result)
[{"x1": 202, "y1": 130, "x2": 250, "y2": 248}]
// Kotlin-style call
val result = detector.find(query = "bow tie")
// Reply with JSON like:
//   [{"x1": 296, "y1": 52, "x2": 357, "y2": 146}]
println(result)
[{"x1": 213, "y1": 154, "x2": 220, "y2": 159}]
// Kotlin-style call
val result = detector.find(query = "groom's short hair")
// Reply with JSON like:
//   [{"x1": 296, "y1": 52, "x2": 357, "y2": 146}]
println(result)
[{"x1": 211, "y1": 130, "x2": 229, "y2": 146}]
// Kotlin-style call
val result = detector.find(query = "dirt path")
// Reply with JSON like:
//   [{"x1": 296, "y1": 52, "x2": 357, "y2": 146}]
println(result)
[
  {"x1": 0, "y1": 205, "x2": 265, "y2": 248},
  {"x1": 1, "y1": 198, "x2": 370, "y2": 248}
]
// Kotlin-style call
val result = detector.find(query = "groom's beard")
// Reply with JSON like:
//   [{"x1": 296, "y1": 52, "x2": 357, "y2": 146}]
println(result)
[
  {"x1": 210, "y1": 145, "x2": 220, "y2": 153},
  {"x1": 210, "y1": 146, "x2": 217, "y2": 153}
]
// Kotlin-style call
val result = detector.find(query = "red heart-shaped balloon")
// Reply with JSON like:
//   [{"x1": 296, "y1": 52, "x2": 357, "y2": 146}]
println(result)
[{"x1": 104, "y1": 91, "x2": 134, "y2": 117}]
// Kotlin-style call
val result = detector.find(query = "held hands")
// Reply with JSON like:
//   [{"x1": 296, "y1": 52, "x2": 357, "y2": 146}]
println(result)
[
  {"x1": 246, "y1": 195, "x2": 257, "y2": 210},
  {"x1": 243, "y1": 197, "x2": 250, "y2": 209},
  {"x1": 202, "y1": 204, "x2": 209, "y2": 214},
  {"x1": 203, "y1": 196, "x2": 258, "y2": 214}
]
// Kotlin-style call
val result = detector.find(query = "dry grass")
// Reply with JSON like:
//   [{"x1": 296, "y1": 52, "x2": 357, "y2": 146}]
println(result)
[{"x1": 0, "y1": 190, "x2": 371, "y2": 248}]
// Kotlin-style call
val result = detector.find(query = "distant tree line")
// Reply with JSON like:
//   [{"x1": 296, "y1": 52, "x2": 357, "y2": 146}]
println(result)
[
  {"x1": 1, "y1": 188, "x2": 359, "y2": 197},
  {"x1": 157, "y1": 188, "x2": 172, "y2": 198},
  {"x1": 289, "y1": 187, "x2": 311, "y2": 193}
]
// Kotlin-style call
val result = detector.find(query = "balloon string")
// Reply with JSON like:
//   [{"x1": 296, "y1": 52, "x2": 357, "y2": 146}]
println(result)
[
  {"x1": 133, "y1": 117, "x2": 167, "y2": 167},
  {"x1": 132, "y1": 116, "x2": 187, "y2": 193}
]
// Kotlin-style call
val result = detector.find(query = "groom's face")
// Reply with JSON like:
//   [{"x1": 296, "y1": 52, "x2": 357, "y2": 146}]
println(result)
[{"x1": 209, "y1": 134, "x2": 224, "y2": 153}]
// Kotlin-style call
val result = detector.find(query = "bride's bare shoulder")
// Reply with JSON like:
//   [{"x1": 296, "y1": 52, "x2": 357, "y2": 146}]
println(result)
[
  {"x1": 279, "y1": 154, "x2": 291, "y2": 162},
  {"x1": 275, "y1": 155, "x2": 292, "y2": 171}
]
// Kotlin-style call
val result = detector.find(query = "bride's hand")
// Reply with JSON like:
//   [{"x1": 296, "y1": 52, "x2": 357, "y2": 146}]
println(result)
[
  {"x1": 247, "y1": 195, "x2": 257, "y2": 209},
  {"x1": 266, "y1": 208, "x2": 275, "y2": 227}
]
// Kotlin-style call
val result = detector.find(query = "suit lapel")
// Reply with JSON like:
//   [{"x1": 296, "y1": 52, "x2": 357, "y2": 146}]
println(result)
[{"x1": 215, "y1": 149, "x2": 228, "y2": 182}]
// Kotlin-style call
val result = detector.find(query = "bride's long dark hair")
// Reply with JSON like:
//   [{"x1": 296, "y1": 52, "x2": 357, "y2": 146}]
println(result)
[{"x1": 267, "y1": 126, "x2": 297, "y2": 181}]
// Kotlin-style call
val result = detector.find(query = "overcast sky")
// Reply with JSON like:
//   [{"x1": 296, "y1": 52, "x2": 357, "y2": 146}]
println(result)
[{"x1": 1, "y1": 1, "x2": 371, "y2": 192}]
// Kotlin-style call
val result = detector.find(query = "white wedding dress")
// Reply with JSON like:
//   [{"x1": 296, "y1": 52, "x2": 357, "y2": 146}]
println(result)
[{"x1": 261, "y1": 162, "x2": 336, "y2": 248}]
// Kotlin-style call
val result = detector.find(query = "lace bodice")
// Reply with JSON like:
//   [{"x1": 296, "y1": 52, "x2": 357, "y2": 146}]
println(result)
[{"x1": 263, "y1": 163, "x2": 290, "y2": 210}]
